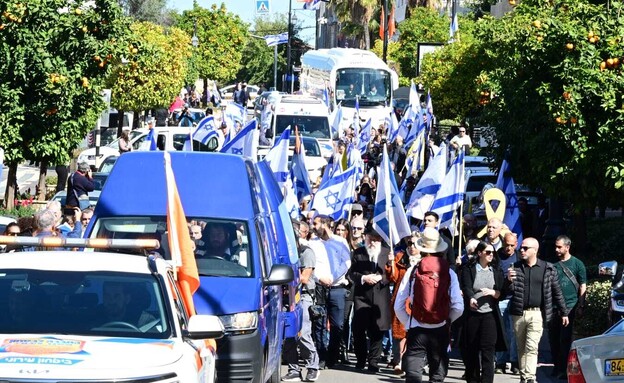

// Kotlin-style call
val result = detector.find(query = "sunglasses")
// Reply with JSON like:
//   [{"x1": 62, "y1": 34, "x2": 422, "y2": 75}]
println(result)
[
  {"x1": 407, "y1": 241, "x2": 416, "y2": 247},
  {"x1": 352, "y1": 226, "x2": 364, "y2": 231},
  {"x1": 520, "y1": 246, "x2": 534, "y2": 251},
  {"x1": 483, "y1": 250, "x2": 494, "y2": 255},
  {"x1": 335, "y1": 228, "x2": 347, "y2": 232},
  {"x1": 6, "y1": 232, "x2": 20, "y2": 236}
]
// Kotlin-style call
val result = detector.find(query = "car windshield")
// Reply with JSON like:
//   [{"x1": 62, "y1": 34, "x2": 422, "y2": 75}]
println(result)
[
  {"x1": 607, "y1": 319, "x2": 624, "y2": 334},
  {"x1": 276, "y1": 116, "x2": 331, "y2": 140},
  {"x1": 91, "y1": 217, "x2": 253, "y2": 278},
  {"x1": 92, "y1": 173, "x2": 109, "y2": 191},
  {"x1": 106, "y1": 130, "x2": 143, "y2": 149},
  {"x1": 98, "y1": 156, "x2": 119, "y2": 173},
  {"x1": 466, "y1": 175, "x2": 498, "y2": 192},
  {"x1": 335, "y1": 68, "x2": 392, "y2": 107},
  {"x1": 288, "y1": 138, "x2": 321, "y2": 157},
  {"x1": 0, "y1": 269, "x2": 170, "y2": 338}
]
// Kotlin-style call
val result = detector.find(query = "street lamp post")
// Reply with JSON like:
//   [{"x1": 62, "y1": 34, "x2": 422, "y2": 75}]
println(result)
[
  {"x1": 191, "y1": 19, "x2": 199, "y2": 48},
  {"x1": 286, "y1": 0, "x2": 293, "y2": 93}
]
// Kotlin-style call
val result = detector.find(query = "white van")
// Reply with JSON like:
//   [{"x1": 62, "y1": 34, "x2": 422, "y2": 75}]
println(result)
[
  {"x1": 77, "y1": 126, "x2": 215, "y2": 169},
  {"x1": 268, "y1": 95, "x2": 334, "y2": 159}
]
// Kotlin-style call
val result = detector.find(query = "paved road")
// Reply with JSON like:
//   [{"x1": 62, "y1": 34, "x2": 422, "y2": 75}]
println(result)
[{"x1": 280, "y1": 346, "x2": 565, "y2": 383}]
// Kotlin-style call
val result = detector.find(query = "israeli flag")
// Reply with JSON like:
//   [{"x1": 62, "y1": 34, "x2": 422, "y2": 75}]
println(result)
[
  {"x1": 224, "y1": 102, "x2": 246, "y2": 128},
  {"x1": 404, "y1": 126, "x2": 426, "y2": 176},
  {"x1": 353, "y1": 96, "x2": 360, "y2": 136},
  {"x1": 330, "y1": 104, "x2": 343, "y2": 138},
  {"x1": 496, "y1": 159, "x2": 523, "y2": 246},
  {"x1": 303, "y1": 0, "x2": 322, "y2": 10},
  {"x1": 291, "y1": 141, "x2": 312, "y2": 202},
  {"x1": 373, "y1": 145, "x2": 412, "y2": 246},
  {"x1": 220, "y1": 119, "x2": 258, "y2": 158},
  {"x1": 347, "y1": 144, "x2": 365, "y2": 184},
  {"x1": 263, "y1": 127, "x2": 291, "y2": 188},
  {"x1": 387, "y1": 111, "x2": 400, "y2": 143},
  {"x1": 407, "y1": 143, "x2": 448, "y2": 220},
  {"x1": 409, "y1": 81, "x2": 420, "y2": 116},
  {"x1": 357, "y1": 118, "x2": 372, "y2": 153},
  {"x1": 264, "y1": 32, "x2": 288, "y2": 47},
  {"x1": 182, "y1": 116, "x2": 217, "y2": 150},
  {"x1": 318, "y1": 154, "x2": 340, "y2": 189},
  {"x1": 310, "y1": 166, "x2": 357, "y2": 221},
  {"x1": 323, "y1": 87, "x2": 330, "y2": 109},
  {"x1": 144, "y1": 129, "x2": 158, "y2": 151},
  {"x1": 393, "y1": 110, "x2": 411, "y2": 142},
  {"x1": 284, "y1": 176, "x2": 301, "y2": 219},
  {"x1": 430, "y1": 149, "x2": 466, "y2": 233},
  {"x1": 426, "y1": 92, "x2": 434, "y2": 128},
  {"x1": 404, "y1": 112, "x2": 424, "y2": 148}
]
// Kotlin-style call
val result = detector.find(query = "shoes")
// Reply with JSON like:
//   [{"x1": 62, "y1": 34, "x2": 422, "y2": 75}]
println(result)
[
  {"x1": 305, "y1": 369, "x2": 319, "y2": 382},
  {"x1": 393, "y1": 362, "x2": 403, "y2": 375},
  {"x1": 368, "y1": 365, "x2": 380, "y2": 373},
  {"x1": 511, "y1": 363, "x2": 520, "y2": 375},
  {"x1": 281, "y1": 370, "x2": 302, "y2": 382},
  {"x1": 318, "y1": 360, "x2": 326, "y2": 370},
  {"x1": 494, "y1": 368, "x2": 505, "y2": 374},
  {"x1": 355, "y1": 362, "x2": 366, "y2": 370},
  {"x1": 526, "y1": 380, "x2": 535, "y2": 383},
  {"x1": 339, "y1": 350, "x2": 351, "y2": 365}
]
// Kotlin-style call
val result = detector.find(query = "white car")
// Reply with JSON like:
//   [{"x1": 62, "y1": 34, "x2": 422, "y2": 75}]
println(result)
[
  {"x1": 257, "y1": 136, "x2": 327, "y2": 183},
  {"x1": 569, "y1": 319, "x2": 624, "y2": 382},
  {"x1": 220, "y1": 84, "x2": 259, "y2": 108},
  {"x1": 0, "y1": 237, "x2": 223, "y2": 382}
]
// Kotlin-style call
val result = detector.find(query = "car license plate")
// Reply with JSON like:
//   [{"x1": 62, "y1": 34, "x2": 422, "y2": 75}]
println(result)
[{"x1": 605, "y1": 359, "x2": 624, "y2": 376}]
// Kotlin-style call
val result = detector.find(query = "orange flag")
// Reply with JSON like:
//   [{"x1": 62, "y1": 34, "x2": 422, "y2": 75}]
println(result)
[
  {"x1": 164, "y1": 151, "x2": 199, "y2": 317},
  {"x1": 379, "y1": 7, "x2": 385, "y2": 40},
  {"x1": 388, "y1": 7, "x2": 396, "y2": 38}
]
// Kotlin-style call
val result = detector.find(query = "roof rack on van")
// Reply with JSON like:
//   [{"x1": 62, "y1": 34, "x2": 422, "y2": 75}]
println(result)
[
  {"x1": 0, "y1": 236, "x2": 160, "y2": 251},
  {"x1": 279, "y1": 96, "x2": 323, "y2": 104}
]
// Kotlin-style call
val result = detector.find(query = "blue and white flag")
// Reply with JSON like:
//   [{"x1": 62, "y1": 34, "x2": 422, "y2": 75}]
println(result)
[
  {"x1": 353, "y1": 96, "x2": 360, "y2": 136},
  {"x1": 404, "y1": 112, "x2": 424, "y2": 148},
  {"x1": 387, "y1": 111, "x2": 400, "y2": 143},
  {"x1": 330, "y1": 104, "x2": 343, "y2": 138},
  {"x1": 407, "y1": 143, "x2": 448, "y2": 220},
  {"x1": 323, "y1": 87, "x2": 330, "y2": 109},
  {"x1": 430, "y1": 149, "x2": 465, "y2": 233},
  {"x1": 143, "y1": 128, "x2": 158, "y2": 151},
  {"x1": 291, "y1": 133, "x2": 312, "y2": 201},
  {"x1": 303, "y1": 0, "x2": 322, "y2": 10},
  {"x1": 310, "y1": 165, "x2": 357, "y2": 221},
  {"x1": 496, "y1": 159, "x2": 523, "y2": 246},
  {"x1": 426, "y1": 92, "x2": 434, "y2": 128},
  {"x1": 182, "y1": 116, "x2": 217, "y2": 150},
  {"x1": 318, "y1": 154, "x2": 340, "y2": 189},
  {"x1": 409, "y1": 81, "x2": 420, "y2": 116},
  {"x1": 264, "y1": 32, "x2": 288, "y2": 47},
  {"x1": 373, "y1": 145, "x2": 411, "y2": 246},
  {"x1": 224, "y1": 102, "x2": 246, "y2": 127},
  {"x1": 357, "y1": 118, "x2": 372, "y2": 153},
  {"x1": 449, "y1": 11, "x2": 459, "y2": 43},
  {"x1": 220, "y1": 119, "x2": 258, "y2": 158},
  {"x1": 263, "y1": 127, "x2": 291, "y2": 188},
  {"x1": 347, "y1": 144, "x2": 365, "y2": 184}
]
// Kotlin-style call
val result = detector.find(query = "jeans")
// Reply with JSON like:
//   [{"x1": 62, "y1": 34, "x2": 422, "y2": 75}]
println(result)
[
  {"x1": 325, "y1": 287, "x2": 346, "y2": 366},
  {"x1": 403, "y1": 325, "x2": 449, "y2": 383},
  {"x1": 284, "y1": 295, "x2": 319, "y2": 372},
  {"x1": 496, "y1": 298, "x2": 518, "y2": 366}
]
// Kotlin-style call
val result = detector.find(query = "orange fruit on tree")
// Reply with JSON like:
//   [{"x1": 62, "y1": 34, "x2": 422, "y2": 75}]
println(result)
[
  {"x1": 563, "y1": 92, "x2": 571, "y2": 100},
  {"x1": 570, "y1": 117, "x2": 578, "y2": 124},
  {"x1": 566, "y1": 43, "x2": 574, "y2": 50}
]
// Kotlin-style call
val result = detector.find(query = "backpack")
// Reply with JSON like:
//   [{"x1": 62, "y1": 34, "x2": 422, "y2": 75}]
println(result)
[{"x1": 408, "y1": 256, "x2": 451, "y2": 324}]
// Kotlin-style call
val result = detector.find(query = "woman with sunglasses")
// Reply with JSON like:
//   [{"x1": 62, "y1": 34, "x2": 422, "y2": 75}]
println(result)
[
  {"x1": 384, "y1": 232, "x2": 421, "y2": 375},
  {"x1": 459, "y1": 241, "x2": 507, "y2": 383},
  {"x1": 1, "y1": 223, "x2": 22, "y2": 253}
]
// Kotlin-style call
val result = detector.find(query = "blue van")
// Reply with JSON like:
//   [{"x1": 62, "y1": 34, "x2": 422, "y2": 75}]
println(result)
[{"x1": 86, "y1": 151, "x2": 302, "y2": 383}]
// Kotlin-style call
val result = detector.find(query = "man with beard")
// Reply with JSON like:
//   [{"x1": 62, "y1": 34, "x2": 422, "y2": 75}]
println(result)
[
  {"x1": 200, "y1": 223, "x2": 239, "y2": 263},
  {"x1": 348, "y1": 223, "x2": 392, "y2": 373}
]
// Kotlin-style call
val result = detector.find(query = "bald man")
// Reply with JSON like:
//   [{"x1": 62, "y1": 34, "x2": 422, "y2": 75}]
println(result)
[
  {"x1": 506, "y1": 237, "x2": 568, "y2": 383},
  {"x1": 483, "y1": 218, "x2": 504, "y2": 251}
]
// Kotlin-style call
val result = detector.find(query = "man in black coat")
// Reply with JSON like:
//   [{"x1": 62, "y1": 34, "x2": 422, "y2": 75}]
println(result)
[{"x1": 348, "y1": 224, "x2": 392, "y2": 373}]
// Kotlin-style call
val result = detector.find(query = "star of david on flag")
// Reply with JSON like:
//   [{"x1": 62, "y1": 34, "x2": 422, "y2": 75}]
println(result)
[
  {"x1": 357, "y1": 118, "x2": 372, "y2": 153},
  {"x1": 220, "y1": 119, "x2": 258, "y2": 159},
  {"x1": 310, "y1": 165, "x2": 357, "y2": 220},
  {"x1": 430, "y1": 149, "x2": 466, "y2": 234},
  {"x1": 496, "y1": 158, "x2": 523, "y2": 246}
]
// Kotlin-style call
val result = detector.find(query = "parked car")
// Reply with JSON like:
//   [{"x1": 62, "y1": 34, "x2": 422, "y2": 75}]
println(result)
[
  {"x1": 0, "y1": 236, "x2": 223, "y2": 383},
  {"x1": 221, "y1": 84, "x2": 259, "y2": 108},
  {"x1": 170, "y1": 107, "x2": 206, "y2": 127},
  {"x1": 98, "y1": 155, "x2": 119, "y2": 173},
  {"x1": 287, "y1": 136, "x2": 327, "y2": 183},
  {"x1": 464, "y1": 168, "x2": 497, "y2": 212},
  {"x1": 568, "y1": 318, "x2": 624, "y2": 382},
  {"x1": 254, "y1": 91, "x2": 286, "y2": 121}
]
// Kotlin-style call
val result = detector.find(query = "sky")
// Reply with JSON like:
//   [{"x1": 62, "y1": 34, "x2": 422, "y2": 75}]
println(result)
[{"x1": 169, "y1": 0, "x2": 318, "y2": 45}]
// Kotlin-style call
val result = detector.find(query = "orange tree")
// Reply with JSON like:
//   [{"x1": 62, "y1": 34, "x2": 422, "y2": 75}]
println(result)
[
  {"x1": 0, "y1": 0, "x2": 130, "y2": 207},
  {"x1": 107, "y1": 21, "x2": 192, "y2": 114},
  {"x1": 177, "y1": 3, "x2": 248, "y2": 86},
  {"x1": 476, "y1": 0, "x2": 624, "y2": 213}
]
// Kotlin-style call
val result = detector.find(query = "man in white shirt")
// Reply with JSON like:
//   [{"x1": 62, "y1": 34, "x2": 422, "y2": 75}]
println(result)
[
  {"x1": 449, "y1": 126, "x2": 472, "y2": 154},
  {"x1": 394, "y1": 228, "x2": 464, "y2": 383},
  {"x1": 310, "y1": 216, "x2": 351, "y2": 369}
]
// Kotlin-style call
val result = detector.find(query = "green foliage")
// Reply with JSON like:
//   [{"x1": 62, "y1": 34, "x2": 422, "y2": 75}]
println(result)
[
  {"x1": 477, "y1": 0, "x2": 624, "y2": 210},
  {"x1": 177, "y1": 3, "x2": 248, "y2": 84},
  {"x1": 418, "y1": 16, "x2": 484, "y2": 121},
  {"x1": 118, "y1": 0, "x2": 172, "y2": 25},
  {"x1": 0, "y1": 0, "x2": 131, "y2": 167},
  {"x1": 396, "y1": 7, "x2": 450, "y2": 79},
  {"x1": 0, "y1": 205, "x2": 38, "y2": 218},
  {"x1": 575, "y1": 280, "x2": 611, "y2": 337},
  {"x1": 107, "y1": 22, "x2": 192, "y2": 110},
  {"x1": 585, "y1": 217, "x2": 624, "y2": 265}
]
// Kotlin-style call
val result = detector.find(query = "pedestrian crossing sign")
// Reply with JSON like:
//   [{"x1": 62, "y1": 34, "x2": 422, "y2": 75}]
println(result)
[{"x1": 256, "y1": 0, "x2": 269, "y2": 14}]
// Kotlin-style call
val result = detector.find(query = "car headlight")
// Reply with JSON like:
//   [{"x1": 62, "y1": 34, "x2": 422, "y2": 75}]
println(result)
[{"x1": 219, "y1": 311, "x2": 258, "y2": 334}]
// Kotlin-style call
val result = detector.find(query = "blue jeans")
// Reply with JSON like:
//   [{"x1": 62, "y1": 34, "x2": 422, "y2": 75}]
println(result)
[
  {"x1": 326, "y1": 287, "x2": 346, "y2": 365},
  {"x1": 284, "y1": 295, "x2": 319, "y2": 372},
  {"x1": 496, "y1": 298, "x2": 518, "y2": 366}
]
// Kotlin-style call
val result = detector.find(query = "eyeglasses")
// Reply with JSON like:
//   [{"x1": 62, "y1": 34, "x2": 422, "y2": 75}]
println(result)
[
  {"x1": 483, "y1": 250, "x2": 494, "y2": 255},
  {"x1": 520, "y1": 246, "x2": 534, "y2": 251},
  {"x1": 335, "y1": 228, "x2": 346, "y2": 232},
  {"x1": 6, "y1": 232, "x2": 20, "y2": 236},
  {"x1": 352, "y1": 226, "x2": 364, "y2": 231},
  {"x1": 459, "y1": 130, "x2": 466, "y2": 132}
]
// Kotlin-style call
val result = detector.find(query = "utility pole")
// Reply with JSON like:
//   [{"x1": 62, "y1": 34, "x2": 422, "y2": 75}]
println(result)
[
  {"x1": 286, "y1": 0, "x2": 293, "y2": 93},
  {"x1": 382, "y1": 0, "x2": 389, "y2": 63}
]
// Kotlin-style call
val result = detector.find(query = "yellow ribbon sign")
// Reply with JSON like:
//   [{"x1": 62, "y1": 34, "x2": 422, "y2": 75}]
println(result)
[{"x1": 476, "y1": 187, "x2": 506, "y2": 238}]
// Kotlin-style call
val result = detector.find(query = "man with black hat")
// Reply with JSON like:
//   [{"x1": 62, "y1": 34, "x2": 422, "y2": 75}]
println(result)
[{"x1": 348, "y1": 223, "x2": 392, "y2": 373}]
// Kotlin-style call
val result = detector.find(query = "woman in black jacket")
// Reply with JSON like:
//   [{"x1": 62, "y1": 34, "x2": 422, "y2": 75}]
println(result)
[{"x1": 460, "y1": 241, "x2": 507, "y2": 383}]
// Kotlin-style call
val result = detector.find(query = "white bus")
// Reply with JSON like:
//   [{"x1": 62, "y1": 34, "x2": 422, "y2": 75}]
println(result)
[{"x1": 300, "y1": 48, "x2": 399, "y2": 131}]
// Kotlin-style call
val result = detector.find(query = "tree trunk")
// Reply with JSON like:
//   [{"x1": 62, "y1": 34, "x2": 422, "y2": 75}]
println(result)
[
  {"x1": 573, "y1": 211, "x2": 588, "y2": 259},
  {"x1": 4, "y1": 163, "x2": 17, "y2": 210},
  {"x1": 116, "y1": 110, "x2": 125, "y2": 137},
  {"x1": 37, "y1": 161, "x2": 48, "y2": 201}
]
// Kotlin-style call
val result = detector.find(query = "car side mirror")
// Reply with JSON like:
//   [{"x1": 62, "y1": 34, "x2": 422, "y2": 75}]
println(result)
[
  {"x1": 599, "y1": 261, "x2": 618, "y2": 278},
  {"x1": 264, "y1": 264, "x2": 294, "y2": 286},
  {"x1": 185, "y1": 314, "x2": 224, "y2": 340}
]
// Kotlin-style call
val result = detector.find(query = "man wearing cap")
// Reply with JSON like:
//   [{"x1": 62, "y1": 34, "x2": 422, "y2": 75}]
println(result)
[
  {"x1": 394, "y1": 227, "x2": 464, "y2": 383},
  {"x1": 348, "y1": 224, "x2": 392, "y2": 373},
  {"x1": 217, "y1": 120, "x2": 229, "y2": 150}
]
